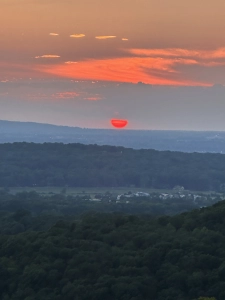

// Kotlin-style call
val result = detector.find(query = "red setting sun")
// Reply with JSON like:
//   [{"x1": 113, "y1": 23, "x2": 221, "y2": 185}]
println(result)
[{"x1": 111, "y1": 119, "x2": 128, "y2": 129}]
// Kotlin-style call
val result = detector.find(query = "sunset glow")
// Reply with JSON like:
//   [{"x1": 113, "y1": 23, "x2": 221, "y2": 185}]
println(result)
[
  {"x1": 1, "y1": 0, "x2": 225, "y2": 130},
  {"x1": 1, "y1": 0, "x2": 225, "y2": 86},
  {"x1": 111, "y1": 119, "x2": 128, "y2": 129},
  {"x1": 34, "y1": 48, "x2": 222, "y2": 86}
]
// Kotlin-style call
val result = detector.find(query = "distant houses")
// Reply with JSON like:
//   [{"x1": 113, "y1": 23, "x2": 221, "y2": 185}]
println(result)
[
  {"x1": 117, "y1": 191, "x2": 150, "y2": 200},
  {"x1": 84, "y1": 188, "x2": 223, "y2": 208}
]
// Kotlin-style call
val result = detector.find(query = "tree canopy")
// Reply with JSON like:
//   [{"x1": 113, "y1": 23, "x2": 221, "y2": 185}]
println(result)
[
  {"x1": 0, "y1": 142, "x2": 225, "y2": 191},
  {"x1": 1, "y1": 198, "x2": 225, "y2": 299}
]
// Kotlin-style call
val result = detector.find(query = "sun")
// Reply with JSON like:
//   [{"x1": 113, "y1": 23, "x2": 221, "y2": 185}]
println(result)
[{"x1": 111, "y1": 119, "x2": 128, "y2": 129}]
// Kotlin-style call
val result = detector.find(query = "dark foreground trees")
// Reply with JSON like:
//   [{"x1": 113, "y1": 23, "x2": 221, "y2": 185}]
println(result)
[{"x1": 1, "y1": 200, "x2": 225, "y2": 299}]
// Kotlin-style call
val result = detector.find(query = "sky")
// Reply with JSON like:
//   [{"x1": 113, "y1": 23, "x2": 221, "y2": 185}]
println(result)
[{"x1": 1, "y1": 0, "x2": 225, "y2": 130}]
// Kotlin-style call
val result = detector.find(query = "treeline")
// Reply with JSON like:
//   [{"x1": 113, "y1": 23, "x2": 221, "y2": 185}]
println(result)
[
  {"x1": 1, "y1": 200, "x2": 225, "y2": 299},
  {"x1": 0, "y1": 189, "x2": 203, "y2": 235},
  {"x1": 1, "y1": 142, "x2": 225, "y2": 190}
]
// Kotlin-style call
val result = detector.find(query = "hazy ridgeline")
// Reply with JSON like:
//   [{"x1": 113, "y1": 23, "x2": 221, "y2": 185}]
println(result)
[{"x1": 1, "y1": 120, "x2": 225, "y2": 153}]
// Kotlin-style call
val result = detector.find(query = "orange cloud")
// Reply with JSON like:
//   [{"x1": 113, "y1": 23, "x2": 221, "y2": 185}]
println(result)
[
  {"x1": 35, "y1": 55, "x2": 60, "y2": 59},
  {"x1": 15, "y1": 47, "x2": 225, "y2": 86},
  {"x1": 84, "y1": 96, "x2": 102, "y2": 101},
  {"x1": 122, "y1": 38, "x2": 128, "y2": 41},
  {"x1": 24, "y1": 91, "x2": 81, "y2": 101},
  {"x1": 70, "y1": 34, "x2": 85, "y2": 38},
  {"x1": 36, "y1": 56, "x2": 206, "y2": 86},
  {"x1": 49, "y1": 33, "x2": 59, "y2": 36},
  {"x1": 65, "y1": 61, "x2": 78, "y2": 64},
  {"x1": 129, "y1": 47, "x2": 225, "y2": 60},
  {"x1": 95, "y1": 36, "x2": 116, "y2": 39},
  {"x1": 24, "y1": 89, "x2": 103, "y2": 102},
  {"x1": 54, "y1": 92, "x2": 80, "y2": 99}
]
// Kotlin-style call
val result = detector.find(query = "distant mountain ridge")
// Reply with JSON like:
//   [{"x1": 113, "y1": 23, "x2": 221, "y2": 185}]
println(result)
[
  {"x1": 1, "y1": 120, "x2": 225, "y2": 153},
  {"x1": 0, "y1": 120, "x2": 82, "y2": 133}
]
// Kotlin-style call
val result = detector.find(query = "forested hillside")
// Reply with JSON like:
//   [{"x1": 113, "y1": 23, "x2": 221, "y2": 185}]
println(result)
[
  {"x1": 0, "y1": 142, "x2": 225, "y2": 190},
  {"x1": 1, "y1": 200, "x2": 225, "y2": 299}
]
